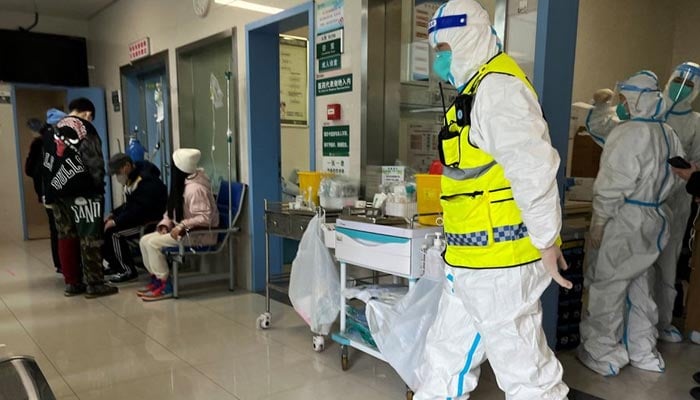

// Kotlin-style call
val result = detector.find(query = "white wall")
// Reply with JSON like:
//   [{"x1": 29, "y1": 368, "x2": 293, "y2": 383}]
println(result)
[
  {"x1": 572, "y1": 0, "x2": 675, "y2": 104},
  {"x1": 0, "y1": 11, "x2": 88, "y2": 37}
]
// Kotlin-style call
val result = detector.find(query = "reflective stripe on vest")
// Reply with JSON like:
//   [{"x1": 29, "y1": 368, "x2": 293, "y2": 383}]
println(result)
[{"x1": 440, "y1": 52, "x2": 542, "y2": 269}]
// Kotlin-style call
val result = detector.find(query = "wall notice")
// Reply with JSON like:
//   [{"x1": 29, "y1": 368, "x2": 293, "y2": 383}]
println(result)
[
  {"x1": 280, "y1": 37, "x2": 308, "y2": 126},
  {"x1": 316, "y1": 0, "x2": 344, "y2": 34},
  {"x1": 316, "y1": 73, "x2": 353, "y2": 96},
  {"x1": 322, "y1": 125, "x2": 350, "y2": 156},
  {"x1": 323, "y1": 156, "x2": 349, "y2": 175}
]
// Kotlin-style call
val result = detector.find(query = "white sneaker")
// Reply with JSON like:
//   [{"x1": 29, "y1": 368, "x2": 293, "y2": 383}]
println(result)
[
  {"x1": 577, "y1": 347, "x2": 620, "y2": 377},
  {"x1": 630, "y1": 349, "x2": 665, "y2": 373},
  {"x1": 690, "y1": 330, "x2": 700, "y2": 345},
  {"x1": 658, "y1": 325, "x2": 684, "y2": 343}
]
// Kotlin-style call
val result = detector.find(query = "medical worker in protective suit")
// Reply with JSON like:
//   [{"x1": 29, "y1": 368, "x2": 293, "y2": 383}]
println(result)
[
  {"x1": 579, "y1": 71, "x2": 685, "y2": 376},
  {"x1": 586, "y1": 62, "x2": 700, "y2": 344},
  {"x1": 415, "y1": 1, "x2": 570, "y2": 399}
]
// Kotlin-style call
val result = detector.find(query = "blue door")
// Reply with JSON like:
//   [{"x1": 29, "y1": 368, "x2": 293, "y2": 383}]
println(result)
[
  {"x1": 124, "y1": 68, "x2": 171, "y2": 186},
  {"x1": 66, "y1": 88, "x2": 112, "y2": 213}
]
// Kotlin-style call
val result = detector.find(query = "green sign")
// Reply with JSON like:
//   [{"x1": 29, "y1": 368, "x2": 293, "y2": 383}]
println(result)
[
  {"x1": 319, "y1": 55, "x2": 341, "y2": 72},
  {"x1": 316, "y1": 74, "x2": 353, "y2": 96},
  {"x1": 317, "y1": 38, "x2": 342, "y2": 58},
  {"x1": 316, "y1": 28, "x2": 344, "y2": 59},
  {"x1": 323, "y1": 125, "x2": 350, "y2": 156}
]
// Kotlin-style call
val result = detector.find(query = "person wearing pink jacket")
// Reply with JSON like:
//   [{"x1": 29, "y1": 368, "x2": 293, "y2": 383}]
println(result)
[{"x1": 138, "y1": 148, "x2": 219, "y2": 301}]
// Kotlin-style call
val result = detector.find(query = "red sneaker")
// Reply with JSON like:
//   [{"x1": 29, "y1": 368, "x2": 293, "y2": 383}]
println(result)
[
  {"x1": 136, "y1": 275, "x2": 161, "y2": 297},
  {"x1": 141, "y1": 279, "x2": 173, "y2": 302}
]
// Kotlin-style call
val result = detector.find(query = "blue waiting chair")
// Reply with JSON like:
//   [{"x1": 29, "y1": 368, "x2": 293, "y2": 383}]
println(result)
[{"x1": 162, "y1": 181, "x2": 247, "y2": 298}]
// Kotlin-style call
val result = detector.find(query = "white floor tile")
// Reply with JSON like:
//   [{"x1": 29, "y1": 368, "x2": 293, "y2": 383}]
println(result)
[{"x1": 0, "y1": 239, "x2": 698, "y2": 400}]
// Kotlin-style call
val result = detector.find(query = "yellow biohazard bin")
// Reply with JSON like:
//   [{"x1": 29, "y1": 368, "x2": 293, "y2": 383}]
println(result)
[{"x1": 416, "y1": 174, "x2": 442, "y2": 226}]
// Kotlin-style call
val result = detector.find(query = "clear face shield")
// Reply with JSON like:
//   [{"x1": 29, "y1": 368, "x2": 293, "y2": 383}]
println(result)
[{"x1": 670, "y1": 64, "x2": 700, "y2": 104}]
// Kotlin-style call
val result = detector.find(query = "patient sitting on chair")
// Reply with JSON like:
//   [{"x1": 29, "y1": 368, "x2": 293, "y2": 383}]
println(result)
[
  {"x1": 138, "y1": 149, "x2": 219, "y2": 301},
  {"x1": 104, "y1": 153, "x2": 167, "y2": 283}
]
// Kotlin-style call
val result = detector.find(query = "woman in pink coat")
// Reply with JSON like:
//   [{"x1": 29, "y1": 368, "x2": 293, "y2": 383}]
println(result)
[{"x1": 138, "y1": 148, "x2": 219, "y2": 301}]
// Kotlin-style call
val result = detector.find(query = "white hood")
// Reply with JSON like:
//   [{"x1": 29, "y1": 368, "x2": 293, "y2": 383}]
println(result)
[
  {"x1": 618, "y1": 70, "x2": 666, "y2": 121},
  {"x1": 428, "y1": 0, "x2": 501, "y2": 89},
  {"x1": 664, "y1": 61, "x2": 700, "y2": 114}
]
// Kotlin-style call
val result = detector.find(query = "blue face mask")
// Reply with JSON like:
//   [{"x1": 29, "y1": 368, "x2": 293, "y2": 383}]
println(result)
[
  {"x1": 616, "y1": 103, "x2": 630, "y2": 120},
  {"x1": 433, "y1": 50, "x2": 452, "y2": 83},
  {"x1": 669, "y1": 81, "x2": 693, "y2": 103}
]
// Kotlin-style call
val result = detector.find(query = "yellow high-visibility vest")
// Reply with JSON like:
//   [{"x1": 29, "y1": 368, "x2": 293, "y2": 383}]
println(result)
[{"x1": 439, "y1": 52, "x2": 547, "y2": 268}]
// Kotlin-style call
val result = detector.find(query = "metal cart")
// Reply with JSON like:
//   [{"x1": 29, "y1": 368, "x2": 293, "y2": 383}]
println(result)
[
  {"x1": 256, "y1": 200, "x2": 339, "y2": 351},
  {"x1": 330, "y1": 218, "x2": 441, "y2": 362}
]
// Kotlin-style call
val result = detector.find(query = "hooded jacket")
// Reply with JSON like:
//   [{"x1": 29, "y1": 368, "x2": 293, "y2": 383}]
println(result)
[
  {"x1": 111, "y1": 161, "x2": 168, "y2": 229},
  {"x1": 158, "y1": 168, "x2": 219, "y2": 246},
  {"x1": 43, "y1": 115, "x2": 105, "y2": 202}
]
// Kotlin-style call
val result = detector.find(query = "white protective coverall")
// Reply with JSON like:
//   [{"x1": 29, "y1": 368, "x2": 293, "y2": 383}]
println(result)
[
  {"x1": 655, "y1": 62, "x2": 700, "y2": 342},
  {"x1": 415, "y1": 1, "x2": 568, "y2": 399},
  {"x1": 579, "y1": 71, "x2": 685, "y2": 376},
  {"x1": 586, "y1": 63, "x2": 700, "y2": 343}
]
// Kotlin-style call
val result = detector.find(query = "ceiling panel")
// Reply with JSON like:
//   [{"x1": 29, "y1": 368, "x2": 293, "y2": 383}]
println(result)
[{"x1": 0, "y1": 0, "x2": 116, "y2": 20}]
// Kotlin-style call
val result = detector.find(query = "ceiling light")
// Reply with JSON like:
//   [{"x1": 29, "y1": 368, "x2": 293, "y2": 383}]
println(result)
[{"x1": 214, "y1": 0, "x2": 283, "y2": 15}]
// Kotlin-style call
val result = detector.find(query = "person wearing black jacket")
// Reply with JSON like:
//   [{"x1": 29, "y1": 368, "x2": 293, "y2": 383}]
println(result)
[
  {"x1": 25, "y1": 118, "x2": 62, "y2": 273},
  {"x1": 671, "y1": 163, "x2": 700, "y2": 400},
  {"x1": 44, "y1": 98, "x2": 118, "y2": 298},
  {"x1": 103, "y1": 154, "x2": 167, "y2": 283}
]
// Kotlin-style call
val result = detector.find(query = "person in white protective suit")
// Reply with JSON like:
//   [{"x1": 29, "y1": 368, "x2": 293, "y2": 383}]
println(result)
[
  {"x1": 586, "y1": 62, "x2": 700, "y2": 344},
  {"x1": 579, "y1": 70, "x2": 685, "y2": 376},
  {"x1": 415, "y1": 1, "x2": 570, "y2": 399},
  {"x1": 655, "y1": 62, "x2": 700, "y2": 343}
]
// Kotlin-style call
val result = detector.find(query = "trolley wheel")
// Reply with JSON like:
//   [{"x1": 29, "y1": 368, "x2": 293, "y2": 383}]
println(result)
[
  {"x1": 406, "y1": 389, "x2": 414, "y2": 400},
  {"x1": 312, "y1": 335, "x2": 325, "y2": 352},
  {"x1": 256, "y1": 312, "x2": 271, "y2": 330},
  {"x1": 340, "y1": 345, "x2": 349, "y2": 371}
]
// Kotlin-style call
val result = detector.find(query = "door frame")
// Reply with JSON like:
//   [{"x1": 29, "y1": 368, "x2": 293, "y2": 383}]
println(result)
[
  {"x1": 12, "y1": 84, "x2": 67, "y2": 240},
  {"x1": 246, "y1": 2, "x2": 315, "y2": 291},
  {"x1": 11, "y1": 83, "x2": 112, "y2": 240},
  {"x1": 119, "y1": 50, "x2": 173, "y2": 157}
]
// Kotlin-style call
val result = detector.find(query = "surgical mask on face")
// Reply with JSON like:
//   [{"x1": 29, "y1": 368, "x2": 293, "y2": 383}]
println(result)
[
  {"x1": 669, "y1": 82, "x2": 693, "y2": 103},
  {"x1": 116, "y1": 174, "x2": 128, "y2": 186},
  {"x1": 616, "y1": 103, "x2": 631, "y2": 120},
  {"x1": 433, "y1": 50, "x2": 453, "y2": 83}
]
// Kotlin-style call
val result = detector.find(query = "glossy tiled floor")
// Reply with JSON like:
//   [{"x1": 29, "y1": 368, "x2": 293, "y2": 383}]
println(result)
[{"x1": 0, "y1": 239, "x2": 698, "y2": 399}]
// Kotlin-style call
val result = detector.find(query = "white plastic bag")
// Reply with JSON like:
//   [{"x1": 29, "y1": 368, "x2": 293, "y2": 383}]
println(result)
[
  {"x1": 288, "y1": 215, "x2": 340, "y2": 335},
  {"x1": 366, "y1": 246, "x2": 445, "y2": 390}
]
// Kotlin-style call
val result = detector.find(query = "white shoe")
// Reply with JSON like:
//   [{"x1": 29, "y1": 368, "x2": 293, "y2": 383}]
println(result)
[
  {"x1": 658, "y1": 325, "x2": 684, "y2": 343},
  {"x1": 690, "y1": 330, "x2": 700, "y2": 345},
  {"x1": 577, "y1": 346, "x2": 620, "y2": 377},
  {"x1": 630, "y1": 349, "x2": 665, "y2": 373}
]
